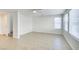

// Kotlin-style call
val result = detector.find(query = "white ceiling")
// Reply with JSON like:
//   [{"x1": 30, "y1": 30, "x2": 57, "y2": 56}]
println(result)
[
  {"x1": 0, "y1": 9, "x2": 66, "y2": 16},
  {"x1": 32, "y1": 9, "x2": 66, "y2": 16},
  {"x1": 0, "y1": 9, "x2": 17, "y2": 13}
]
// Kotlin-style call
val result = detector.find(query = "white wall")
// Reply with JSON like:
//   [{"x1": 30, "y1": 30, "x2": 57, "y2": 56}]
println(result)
[
  {"x1": 8, "y1": 13, "x2": 13, "y2": 33},
  {"x1": 0, "y1": 16, "x2": 2, "y2": 34},
  {"x1": 11, "y1": 12, "x2": 18, "y2": 39},
  {"x1": 17, "y1": 10, "x2": 62, "y2": 38},
  {"x1": 0, "y1": 14, "x2": 9, "y2": 35},
  {"x1": 32, "y1": 16, "x2": 62, "y2": 34},
  {"x1": 0, "y1": 16, "x2": 3, "y2": 34},
  {"x1": 1, "y1": 14, "x2": 9, "y2": 35},
  {"x1": 17, "y1": 10, "x2": 63, "y2": 38},
  {"x1": 8, "y1": 12, "x2": 19, "y2": 39},
  {"x1": 0, "y1": 13, "x2": 13, "y2": 36},
  {"x1": 18, "y1": 10, "x2": 32, "y2": 36}
]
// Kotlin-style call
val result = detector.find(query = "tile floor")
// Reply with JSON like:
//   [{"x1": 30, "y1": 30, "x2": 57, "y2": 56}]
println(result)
[{"x1": 0, "y1": 32, "x2": 72, "y2": 50}]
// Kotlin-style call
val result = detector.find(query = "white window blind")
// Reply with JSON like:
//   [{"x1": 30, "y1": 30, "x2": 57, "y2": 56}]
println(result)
[{"x1": 69, "y1": 10, "x2": 79, "y2": 39}]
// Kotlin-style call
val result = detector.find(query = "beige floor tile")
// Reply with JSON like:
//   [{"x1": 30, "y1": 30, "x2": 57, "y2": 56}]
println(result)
[{"x1": 0, "y1": 32, "x2": 72, "y2": 50}]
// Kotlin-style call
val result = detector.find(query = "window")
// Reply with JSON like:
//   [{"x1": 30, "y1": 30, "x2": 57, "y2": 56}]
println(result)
[
  {"x1": 54, "y1": 17, "x2": 61, "y2": 29},
  {"x1": 63, "y1": 13, "x2": 68, "y2": 31},
  {"x1": 69, "y1": 10, "x2": 79, "y2": 39}
]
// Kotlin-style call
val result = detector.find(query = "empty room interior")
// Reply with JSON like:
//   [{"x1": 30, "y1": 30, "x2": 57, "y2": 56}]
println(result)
[{"x1": 0, "y1": 9, "x2": 79, "y2": 50}]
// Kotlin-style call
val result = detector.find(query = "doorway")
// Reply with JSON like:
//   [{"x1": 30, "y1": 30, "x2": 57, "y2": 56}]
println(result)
[{"x1": 0, "y1": 12, "x2": 13, "y2": 38}]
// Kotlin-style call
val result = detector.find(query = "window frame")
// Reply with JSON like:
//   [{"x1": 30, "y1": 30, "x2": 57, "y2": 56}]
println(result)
[
  {"x1": 63, "y1": 13, "x2": 69, "y2": 32},
  {"x1": 63, "y1": 9, "x2": 79, "y2": 41},
  {"x1": 68, "y1": 10, "x2": 79, "y2": 40}
]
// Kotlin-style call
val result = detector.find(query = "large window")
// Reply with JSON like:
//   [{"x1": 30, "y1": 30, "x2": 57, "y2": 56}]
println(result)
[
  {"x1": 69, "y1": 10, "x2": 79, "y2": 39},
  {"x1": 54, "y1": 17, "x2": 61, "y2": 29},
  {"x1": 63, "y1": 13, "x2": 68, "y2": 31}
]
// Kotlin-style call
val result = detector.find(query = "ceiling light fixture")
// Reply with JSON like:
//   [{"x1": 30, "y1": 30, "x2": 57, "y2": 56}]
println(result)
[{"x1": 33, "y1": 10, "x2": 37, "y2": 13}]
